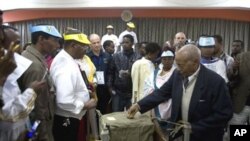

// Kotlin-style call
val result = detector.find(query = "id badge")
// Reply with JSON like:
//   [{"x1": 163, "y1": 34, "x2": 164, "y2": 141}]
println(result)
[{"x1": 96, "y1": 71, "x2": 105, "y2": 85}]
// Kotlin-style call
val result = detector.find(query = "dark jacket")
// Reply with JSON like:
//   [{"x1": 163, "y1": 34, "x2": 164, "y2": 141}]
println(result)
[
  {"x1": 87, "y1": 50, "x2": 112, "y2": 84},
  {"x1": 138, "y1": 65, "x2": 233, "y2": 141},
  {"x1": 107, "y1": 49, "x2": 138, "y2": 98},
  {"x1": 231, "y1": 52, "x2": 250, "y2": 112}
]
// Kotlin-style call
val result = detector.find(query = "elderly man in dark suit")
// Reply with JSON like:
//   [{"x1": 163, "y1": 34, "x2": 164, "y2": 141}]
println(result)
[{"x1": 128, "y1": 44, "x2": 233, "y2": 141}]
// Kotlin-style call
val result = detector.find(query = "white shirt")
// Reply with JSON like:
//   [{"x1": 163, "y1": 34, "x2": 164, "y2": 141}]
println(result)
[
  {"x1": 101, "y1": 34, "x2": 120, "y2": 53},
  {"x1": 181, "y1": 66, "x2": 200, "y2": 122},
  {"x1": 1, "y1": 53, "x2": 36, "y2": 122},
  {"x1": 131, "y1": 57, "x2": 155, "y2": 103},
  {"x1": 118, "y1": 30, "x2": 138, "y2": 44},
  {"x1": 50, "y1": 50, "x2": 90, "y2": 120},
  {"x1": 144, "y1": 66, "x2": 175, "y2": 119},
  {"x1": 202, "y1": 59, "x2": 228, "y2": 83}
]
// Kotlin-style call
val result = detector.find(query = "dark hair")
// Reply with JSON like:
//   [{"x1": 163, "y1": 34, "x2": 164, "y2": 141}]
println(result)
[
  {"x1": 0, "y1": 10, "x2": 3, "y2": 15},
  {"x1": 213, "y1": 34, "x2": 223, "y2": 44},
  {"x1": 123, "y1": 34, "x2": 134, "y2": 44},
  {"x1": 103, "y1": 40, "x2": 113, "y2": 49},
  {"x1": 145, "y1": 42, "x2": 161, "y2": 54},
  {"x1": 31, "y1": 31, "x2": 51, "y2": 44},
  {"x1": 233, "y1": 40, "x2": 244, "y2": 49}
]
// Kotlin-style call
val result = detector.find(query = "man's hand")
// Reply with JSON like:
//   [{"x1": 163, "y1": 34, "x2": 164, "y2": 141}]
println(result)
[
  {"x1": 29, "y1": 80, "x2": 46, "y2": 94},
  {"x1": 178, "y1": 120, "x2": 192, "y2": 131},
  {"x1": 84, "y1": 98, "x2": 97, "y2": 110},
  {"x1": 127, "y1": 103, "x2": 140, "y2": 119},
  {"x1": 89, "y1": 91, "x2": 98, "y2": 101}
]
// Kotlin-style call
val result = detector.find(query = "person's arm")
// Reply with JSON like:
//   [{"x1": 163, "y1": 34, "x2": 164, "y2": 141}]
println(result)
[
  {"x1": 128, "y1": 71, "x2": 174, "y2": 118},
  {"x1": 143, "y1": 72, "x2": 155, "y2": 96},
  {"x1": 138, "y1": 73, "x2": 173, "y2": 113},
  {"x1": 107, "y1": 54, "x2": 116, "y2": 94},
  {"x1": 131, "y1": 62, "x2": 139, "y2": 103},
  {"x1": 133, "y1": 32, "x2": 138, "y2": 44},
  {"x1": 1, "y1": 81, "x2": 45, "y2": 121}
]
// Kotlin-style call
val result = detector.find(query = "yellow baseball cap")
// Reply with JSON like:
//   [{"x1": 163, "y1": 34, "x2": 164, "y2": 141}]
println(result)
[
  {"x1": 127, "y1": 22, "x2": 135, "y2": 28},
  {"x1": 63, "y1": 33, "x2": 90, "y2": 45}
]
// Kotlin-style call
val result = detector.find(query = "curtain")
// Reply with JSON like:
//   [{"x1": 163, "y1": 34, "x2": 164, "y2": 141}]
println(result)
[{"x1": 10, "y1": 18, "x2": 250, "y2": 53}]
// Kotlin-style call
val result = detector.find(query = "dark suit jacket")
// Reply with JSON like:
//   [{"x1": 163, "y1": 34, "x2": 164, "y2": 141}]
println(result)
[
  {"x1": 232, "y1": 52, "x2": 250, "y2": 113},
  {"x1": 138, "y1": 65, "x2": 233, "y2": 141}
]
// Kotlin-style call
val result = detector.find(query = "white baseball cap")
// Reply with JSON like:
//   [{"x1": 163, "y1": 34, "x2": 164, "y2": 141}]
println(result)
[{"x1": 161, "y1": 51, "x2": 174, "y2": 57}]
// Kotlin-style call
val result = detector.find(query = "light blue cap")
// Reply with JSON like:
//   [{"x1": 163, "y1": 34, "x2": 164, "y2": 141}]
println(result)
[{"x1": 31, "y1": 25, "x2": 62, "y2": 38}]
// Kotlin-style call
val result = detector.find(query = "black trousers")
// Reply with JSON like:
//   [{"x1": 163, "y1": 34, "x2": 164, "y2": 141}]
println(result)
[
  {"x1": 53, "y1": 115, "x2": 80, "y2": 141},
  {"x1": 96, "y1": 85, "x2": 111, "y2": 114}
]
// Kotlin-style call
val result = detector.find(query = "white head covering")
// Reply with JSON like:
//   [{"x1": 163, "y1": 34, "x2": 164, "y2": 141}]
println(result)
[{"x1": 161, "y1": 50, "x2": 174, "y2": 57}]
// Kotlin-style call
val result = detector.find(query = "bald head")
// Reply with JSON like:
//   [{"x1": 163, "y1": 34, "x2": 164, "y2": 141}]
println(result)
[
  {"x1": 89, "y1": 33, "x2": 101, "y2": 54},
  {"x1": 174, "y1": 32, "x2": 186, "y2": 43},
  {"x1": 175, "y1": 44, "x2": 200, "y2": 77},
  {"x1": 174, "y1": 32, "x2": 187, "y2": 51},
  {"x1": 177, "y1": 44, "x2": 201, "y2": 62}
]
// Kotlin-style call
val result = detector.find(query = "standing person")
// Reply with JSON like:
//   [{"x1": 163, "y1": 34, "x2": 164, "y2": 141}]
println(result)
[
  {"x1": 131, "y1": 42, "x2": 161, "y2": 103},
  {"x1": 144, "y1": 50, "x2": 175, "y2": 131},
  {"x1": 135, "y1": 41, "x2": 148, "y2": 59},
  {"x1": 107, "y1": 34, "x2": 138, "y2": 112},
  {"x1": 75, "y1": 38, "x2": 97, "y2": 141},
  {"x1": 0, "y1": 26, "x2": 45, "y2": 141},
  {"x1": 103, "y1": 40, "x2": 115, "y2": 56},
  {"x1": 173, "y1": 32, "x2": 187, "y2": 51},
  {"x1": 213, "y1": 35, "x2": 234, "y2": 72},
  {"x1": 101, "y1": 25, "x2": 119, "y2": 53},
  {"x1": 87, "y1": 33, "x2": 112, "y2": 114},
  {"x1": 118, "y1": 22, "x2": 138, "y2": 46},
  {"x1": 19, "y1": 25, "x2": 62, "y2": 141},
  {"x1": 230, "y1": 40, "x2": 244, "y2": 58},
  {"x1": 128, "y1": 44, "x2": 233, "y2": 141},
  {"x1": 50, "y1": 28, "x2": 96, "y2": 141},
  {"x1": 227, "y1": 40, "x2": 244, "y2": 96},
  {"x1": 224, "y1": 51, "x2": 250, "y2": 141},
  {"x1": 198, "y1": 36, "x2": 228, "y2": 83}
]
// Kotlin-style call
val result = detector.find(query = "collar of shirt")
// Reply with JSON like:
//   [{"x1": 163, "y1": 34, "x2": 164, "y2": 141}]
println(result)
[{"x1": 187, "y1": 65, "x2": 200, "y2": 82}]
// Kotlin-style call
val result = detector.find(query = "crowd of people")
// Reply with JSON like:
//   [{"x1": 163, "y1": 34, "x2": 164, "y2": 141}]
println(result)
[{"x1": 1, "y1": 9, "x2": 249, "y2": 141}]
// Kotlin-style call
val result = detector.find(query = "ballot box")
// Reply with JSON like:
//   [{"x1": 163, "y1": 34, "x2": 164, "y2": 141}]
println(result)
[{"x1": 99, "y1": 112, "x2": 154, "y2": 141}]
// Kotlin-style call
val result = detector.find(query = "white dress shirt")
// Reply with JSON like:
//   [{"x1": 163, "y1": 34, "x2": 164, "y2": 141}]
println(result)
[
  {"x1": 1, "y1": 53, "x2": 36, "y2": 121},
  {"x1": 50, "y1": 50, "x2": 90, "y2": 120}
]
